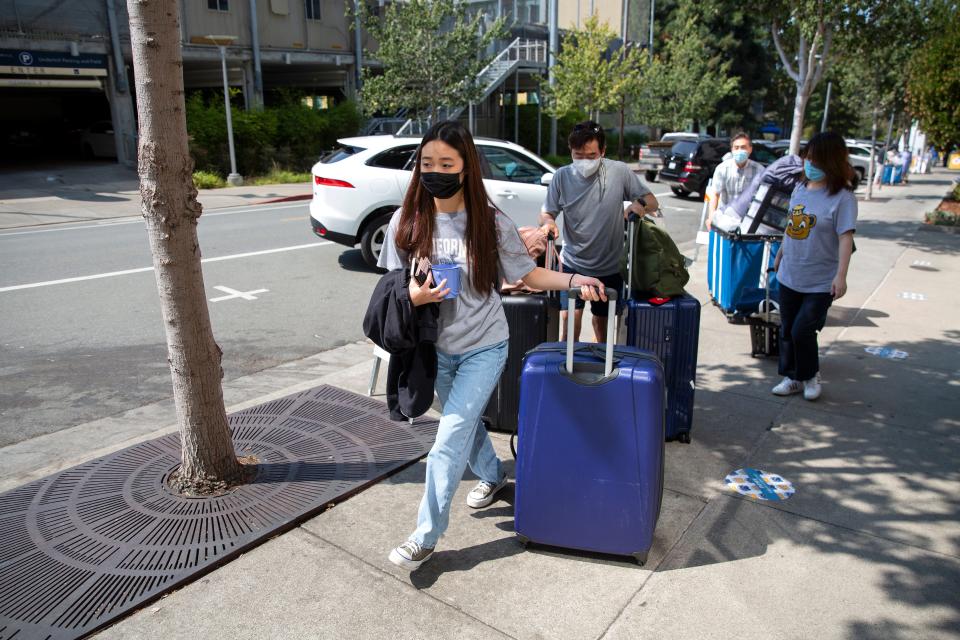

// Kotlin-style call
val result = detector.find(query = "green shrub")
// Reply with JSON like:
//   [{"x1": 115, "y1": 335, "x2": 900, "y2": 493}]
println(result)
[
  {"x1": 186, "y1": 92, "x2": 361, "y2": 176},
  {"x1": 952, "y1": 183, "x2": 960, "y2": 201},
  {"x1": 543, "y1": 154, "x2": 570, "y2": 168},
  {"x1": 926, "y1": 209, "x2": 960, "y2": 226},
  {"x1": 192, "y1": 170, "x2": 226, "y2": 189},
  {"x1": 247, "y1": 165, "x2": 312, "y2": 185}
]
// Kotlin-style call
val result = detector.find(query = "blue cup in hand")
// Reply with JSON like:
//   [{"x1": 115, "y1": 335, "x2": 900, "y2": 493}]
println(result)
[{"x1": 431, "y1": 263, "x2": 461, "y2": 300}]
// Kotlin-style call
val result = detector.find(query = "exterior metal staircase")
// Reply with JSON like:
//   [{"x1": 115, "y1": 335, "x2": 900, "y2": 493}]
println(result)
[{"x1": 396, "y1": 38, "x2": 547, "y2": 136}]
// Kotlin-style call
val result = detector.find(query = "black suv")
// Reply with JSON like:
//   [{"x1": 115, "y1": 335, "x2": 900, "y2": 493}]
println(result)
[
  {"x1": 659, "y1": 138, "x2": 778, "y2": 198},
  {"x1": 659, "y1": 138, "x2": 729, "y2": 198}
]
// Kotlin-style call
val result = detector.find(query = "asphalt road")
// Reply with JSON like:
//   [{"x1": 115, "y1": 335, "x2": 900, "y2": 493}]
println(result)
[{"x1": 0, "y1": 188, "x2": 703, "y2": 448}]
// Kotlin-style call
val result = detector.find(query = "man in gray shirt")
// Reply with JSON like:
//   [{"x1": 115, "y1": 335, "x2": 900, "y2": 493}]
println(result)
[{"x1": 539, "y1": 121, "x2": 659, "y2": 342}]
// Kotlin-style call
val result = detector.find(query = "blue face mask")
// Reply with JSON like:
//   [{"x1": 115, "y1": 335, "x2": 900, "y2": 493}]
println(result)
[
  {"x1": 804, "y1": 160, "x2": 826, "y2": 182},
  {"x1": 732, "y1": 150, "x2": 749, "y2": 165}
]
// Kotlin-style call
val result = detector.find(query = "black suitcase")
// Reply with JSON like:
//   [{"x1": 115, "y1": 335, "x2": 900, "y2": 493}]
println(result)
[{"x1": 483, "y1": 237, "x2": 560, "y2": 433}]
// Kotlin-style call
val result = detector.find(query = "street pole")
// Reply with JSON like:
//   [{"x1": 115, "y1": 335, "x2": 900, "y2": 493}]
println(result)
[
  {"x1": 514, "y1": 71, "x2": 519, "y2": 144},
  {"x1": 549, "y1": 0, "x2": 558, "y2": 155},
  {"x1": 820, "y1": 81, "x2": 832, "y2": 132},
  {"x1": 219, "y1": 45, "x2": 242, "y2": 186},
  {"x1": 247, "y1": 0, "x2": 264, "y2": 109},
  {"x1": 354, "y1": 0, "x2": 363, "y2": 92},
  {"x1": 649, "y1": 0, "x2": 655, "y2": 63}
]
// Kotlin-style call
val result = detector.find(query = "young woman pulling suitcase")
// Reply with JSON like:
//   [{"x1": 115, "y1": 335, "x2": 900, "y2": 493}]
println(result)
[{"x1": 377, "y1": 120, "x2": 606, "y2": 570}]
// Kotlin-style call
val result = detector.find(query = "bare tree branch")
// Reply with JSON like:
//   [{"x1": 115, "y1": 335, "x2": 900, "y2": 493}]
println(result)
[
  {"x1": 812, "y1": 21, "x2": 833, "y2": 87},
  {"x1": 771, "y1": 21, "x2": 799, "y2": 82},
  {"x1": 801, "y1": 25, "x2": 819, "y2": 95},
  {"x1": 798, "y1": 31, "x2": 808, "y2": 83}
]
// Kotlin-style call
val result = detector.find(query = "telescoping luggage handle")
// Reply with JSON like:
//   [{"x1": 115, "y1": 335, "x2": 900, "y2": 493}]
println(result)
[{"x1": 566, "y1": 287, "x2": 618, "y2": 377}]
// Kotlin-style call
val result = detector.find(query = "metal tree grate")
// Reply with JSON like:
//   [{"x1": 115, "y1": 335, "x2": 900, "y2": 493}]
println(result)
[{"x1": 0, "y1": 385, "x2": 438, "y2": 640}]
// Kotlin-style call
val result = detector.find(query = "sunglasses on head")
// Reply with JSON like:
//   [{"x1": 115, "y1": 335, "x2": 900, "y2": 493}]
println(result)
[{"x1": 573, "y1": 123, "x2": 601, "y2": 133}]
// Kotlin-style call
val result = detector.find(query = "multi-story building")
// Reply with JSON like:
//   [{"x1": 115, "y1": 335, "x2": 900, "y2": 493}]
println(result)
[
  {"x1": 1, "y1": 0, "x2": 370, "y2": 167},
  {"x1": 0, "y1": 0, "x2": 635, "y2": 167}
]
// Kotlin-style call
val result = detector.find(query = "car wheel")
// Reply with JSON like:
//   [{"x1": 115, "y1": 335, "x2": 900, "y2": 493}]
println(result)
[
  {"x1": 854, "y1": 167, "x2": 864, "y2": 186},
  {"x1": 360, "y1": 212, "x2": 393, "y2": 268},
  {"x1": 671, "y1": 186, "x2": 691, "y2": 198},
  {"x1": 645, "y1": 170, "x2": 658, "y2": 182}
]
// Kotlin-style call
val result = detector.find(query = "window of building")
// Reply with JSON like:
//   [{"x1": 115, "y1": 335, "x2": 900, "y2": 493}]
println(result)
[
  {"x1": 301, "y1": 95, "x2": 331, "y2": 110},
  {"x1": 305, "y1": 0, "x2": 322, "y2": 20},
  {"x1": 207, "y1": 0, "x2": 229, "y2": 11}
]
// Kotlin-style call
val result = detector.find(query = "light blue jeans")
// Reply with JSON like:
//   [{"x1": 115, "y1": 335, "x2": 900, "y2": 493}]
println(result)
[{"x1": 410, "y1": 339, "x2": 508, "y2": 549}]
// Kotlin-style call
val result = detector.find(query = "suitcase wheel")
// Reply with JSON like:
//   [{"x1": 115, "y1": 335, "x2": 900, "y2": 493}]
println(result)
[
  {"x1": 632, "y1": 551, "x2": 648, "y2": 566},
  {"x1": 678, "y1": 432, "x2": 691, "y2": 444},
  {"x1": 516, "y1": 534, "x2": 530, "y2": 548}
]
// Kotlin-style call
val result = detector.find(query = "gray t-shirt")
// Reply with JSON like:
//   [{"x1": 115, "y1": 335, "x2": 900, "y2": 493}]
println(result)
[
  {"x1": 542, "y1": 159, "x2": 651, "y2": 276},
  {"x1": 778, "y1": 184, "x2": 858, "y2": 293},
  {"x1": 377, "y1": 208, "x2": 536, "y2": 355}
]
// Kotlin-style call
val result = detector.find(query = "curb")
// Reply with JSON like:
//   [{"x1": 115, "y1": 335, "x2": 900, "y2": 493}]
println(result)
[{"x1": 255, "y1": 194, "x2": 312, "y2": 204}]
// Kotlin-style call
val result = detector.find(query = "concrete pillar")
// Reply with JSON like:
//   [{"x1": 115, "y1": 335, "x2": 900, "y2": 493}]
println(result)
[
  {"x1": 105, "y1": 56, "x2": 137, "y2": 168},
  {"x1": 243, "y1": 60, "x2": 256, "y2": 110}
]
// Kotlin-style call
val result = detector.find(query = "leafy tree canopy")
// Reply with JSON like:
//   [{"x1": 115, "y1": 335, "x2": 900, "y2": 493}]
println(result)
[
  {"x1": 357, "y1": 0, "x2": 506, "y2": 119},
  {"x1": 906, "y1": 1, "x2": 960, "y2": 148}
]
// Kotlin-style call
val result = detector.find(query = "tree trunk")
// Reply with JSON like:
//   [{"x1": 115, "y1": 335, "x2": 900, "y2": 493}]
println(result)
[
  {"x1": 127, "y1": 0, "x2": 241, "y2": 493},
  {"x1": 789, "y1": 90, "x2": 809, "y2": 156}
]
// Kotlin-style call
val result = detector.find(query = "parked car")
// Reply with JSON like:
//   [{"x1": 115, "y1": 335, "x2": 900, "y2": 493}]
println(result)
[
  {"x1": 309, "y1": 135, "x2": 556, "y2": 267},
  {"x1": 771, "y1": 140, "x2": 869, "y2": 186},
  {"x1": 636, "y1": 133, "x2": 708, "y2": 182},
  {"x1": 659, "y1": 138, "x2": 726, "y2": 198},
  {"x1": 845, "y1": 144, "x2": 882, "y2": 184},
  {"x1": 659, "y1": 138, "x2": 777, "y2": 198},
  {"x1": 79, "y1": 121, "x2": 117, "y2": 159}
]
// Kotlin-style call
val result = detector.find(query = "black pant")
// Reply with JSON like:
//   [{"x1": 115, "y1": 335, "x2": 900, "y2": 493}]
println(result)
[{"x1": 778, "y1": 284, "x2": 833, "y2": 382}]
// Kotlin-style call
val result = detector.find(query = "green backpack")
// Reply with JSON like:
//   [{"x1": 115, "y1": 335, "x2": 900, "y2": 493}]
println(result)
[{"x1": 620, "y1": 218, "x2": 690, "y2": 298}]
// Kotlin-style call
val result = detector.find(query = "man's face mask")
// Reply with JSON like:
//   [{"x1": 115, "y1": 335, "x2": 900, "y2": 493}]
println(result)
[{"x1": 572, "y1": 158, "x2": 601, "y2": 178}]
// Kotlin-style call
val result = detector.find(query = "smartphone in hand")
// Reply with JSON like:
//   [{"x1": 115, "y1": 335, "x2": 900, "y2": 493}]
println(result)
[{"x1": 413, "y1": 256, "x2": 432, "y2": 286}]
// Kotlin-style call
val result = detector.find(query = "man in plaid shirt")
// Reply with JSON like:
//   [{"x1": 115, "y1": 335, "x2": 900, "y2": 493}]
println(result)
[{"x1": 706, "y1": 132, "x2": 764, "y2": 230}]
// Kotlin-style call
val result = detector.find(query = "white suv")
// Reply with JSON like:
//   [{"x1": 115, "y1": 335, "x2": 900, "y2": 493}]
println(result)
[{"x1": 309, "y1": 135, "x2": 556, "y2": 267}]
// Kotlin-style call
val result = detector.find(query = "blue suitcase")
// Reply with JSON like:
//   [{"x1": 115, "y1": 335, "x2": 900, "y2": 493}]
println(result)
[
  {"x1": 622, "y1": 215, "x2": 700, "y2": 443},
  {"x1": 707, "y1": 229, "x2": 781, "y2": 316},
  {"x1": 515, "y1": 290, "x2": 665, "y2": 564},
  {"x1": 624, "y1": 294, "x2": 700, "y2": 443}
]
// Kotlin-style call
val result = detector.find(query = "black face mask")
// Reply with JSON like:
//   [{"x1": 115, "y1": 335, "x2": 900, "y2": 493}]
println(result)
[{"x1": 419, "y1": 171, "x2": 463, "y2": 199}]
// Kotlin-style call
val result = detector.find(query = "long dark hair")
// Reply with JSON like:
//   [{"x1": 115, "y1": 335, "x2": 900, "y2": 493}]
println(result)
[
  {"x1": 805, "y1": 131, "x2": 855, "y2": 195},
  {"x1": 395, "y1": 120, "x2": 498, "y2": 294}
]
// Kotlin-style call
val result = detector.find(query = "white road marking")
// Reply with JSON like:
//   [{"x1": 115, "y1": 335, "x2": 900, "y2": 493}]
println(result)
[
  {"x1": 209, "y1": 285, "x2": 269, "y2": 302},
  {"x1": 0, "y1": 202, "x2": 310, "y2": 238},
  {"x1": 897, "y1": 292, "x2": 926, "y2": 301},
  {"x1": 0, "y1": 241, "x2": 331, "y2": 293}
]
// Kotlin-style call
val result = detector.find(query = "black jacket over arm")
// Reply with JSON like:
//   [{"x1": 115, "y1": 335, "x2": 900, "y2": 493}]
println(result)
[{"x1": 362, "y1": 269, "x2": 439, "y2": 420}]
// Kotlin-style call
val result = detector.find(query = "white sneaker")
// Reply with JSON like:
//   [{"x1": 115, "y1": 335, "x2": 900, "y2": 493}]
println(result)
[
  {"x1": 772, "y1": 377, "x2": 803, "y2": 396},
  {"x1": 803, "y1": 373, "x2": 822, "y2": 400},
  {"x1": 389, "y1": 540, "x2": 434, "y2": 570},
  {"x1": 466, "y1": 476, "x2": 509, "y2": 509}
]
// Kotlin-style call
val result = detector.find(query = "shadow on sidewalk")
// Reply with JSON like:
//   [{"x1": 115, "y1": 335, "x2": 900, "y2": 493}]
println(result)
[
  {"x1": 857, "y1": 219, "x2": 960, "y2": 256},
  {"x1": 660, "y1": 332, "x2": 960, "y2": 635},
  {"x1": 826, "y1": 305, "x2": 889, "y2": 327}
]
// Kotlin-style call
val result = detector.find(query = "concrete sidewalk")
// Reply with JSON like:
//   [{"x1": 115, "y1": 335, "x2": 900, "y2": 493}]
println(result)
[
  {"x1": 0, "y1": 162, "x2": 311, "y2": 230},
  {"x1": 3, "y1": 171, "x2": 958, "y2": 639}
]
